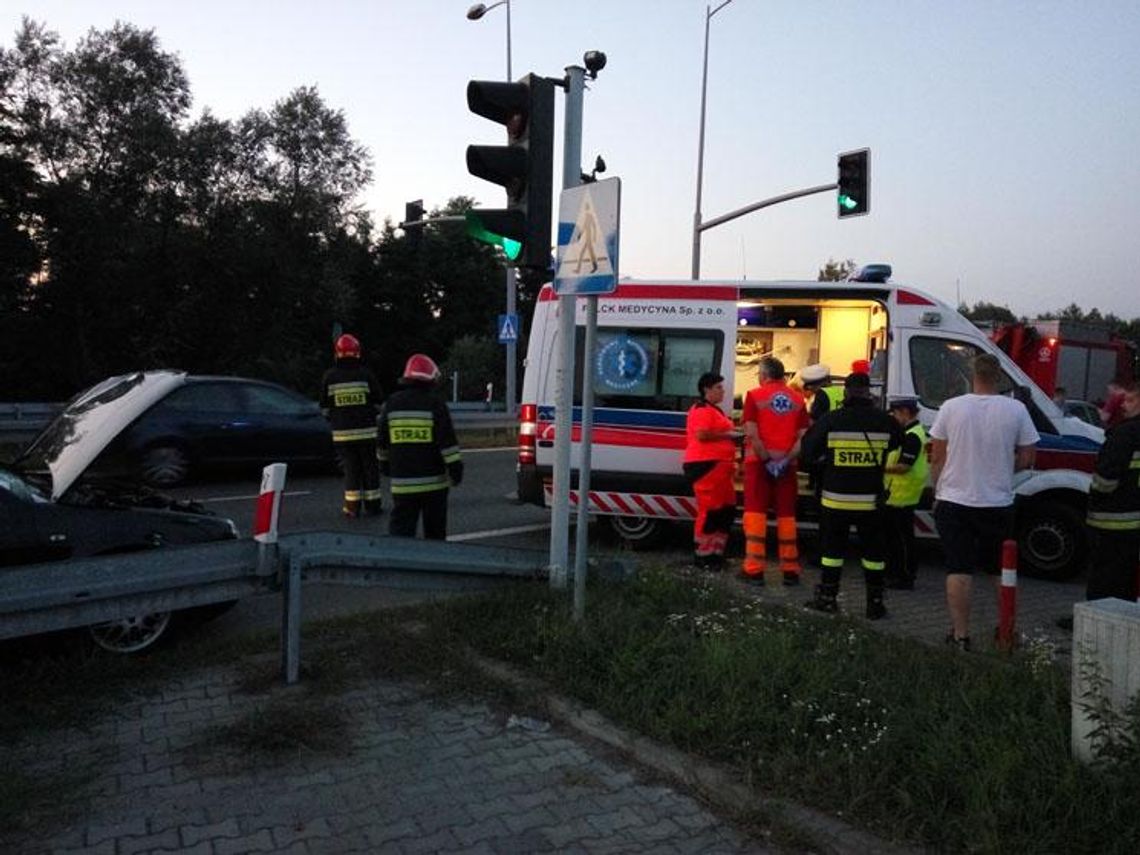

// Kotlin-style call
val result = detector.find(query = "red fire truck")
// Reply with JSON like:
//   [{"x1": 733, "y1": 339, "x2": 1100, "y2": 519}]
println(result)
[{"x1": 990, "y1": 319, "x2": 1136, "y2": 403}]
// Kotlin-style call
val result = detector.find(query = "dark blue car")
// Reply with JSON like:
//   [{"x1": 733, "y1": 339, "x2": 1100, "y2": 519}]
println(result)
[{"x1": 89, "y1": 372, "x2": 337, "y2": 486}]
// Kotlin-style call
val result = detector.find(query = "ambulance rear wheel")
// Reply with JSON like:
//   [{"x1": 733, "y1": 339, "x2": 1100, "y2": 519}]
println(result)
[
  {"x1": 608, "y1": 516, "x2": 666, "y2": 550},
  {"x1": 1017, "y1": 500, "x2": 1085, "y2": 582}
]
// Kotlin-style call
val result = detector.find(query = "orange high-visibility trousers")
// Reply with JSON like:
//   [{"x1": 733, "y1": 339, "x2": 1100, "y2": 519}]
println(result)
[
  {"x1": 690, "y1": 460, "x2": 737, "y2": 558},
  {"x1": 743, "y1": 459, "x2": 801, "y2": 576}
]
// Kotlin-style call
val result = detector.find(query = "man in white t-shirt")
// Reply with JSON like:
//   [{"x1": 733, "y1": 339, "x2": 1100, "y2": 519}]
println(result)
[{"x1": 929, "y1": 353, "x2": 1039, "y2": 650}]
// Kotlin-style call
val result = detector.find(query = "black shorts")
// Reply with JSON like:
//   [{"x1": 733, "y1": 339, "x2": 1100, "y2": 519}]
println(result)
[{"x1": 933, "y1": 501, "x2": 1014, "y2": 575}]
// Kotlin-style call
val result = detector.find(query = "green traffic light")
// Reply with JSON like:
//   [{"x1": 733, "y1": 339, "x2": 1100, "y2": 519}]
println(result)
[
  {"x1": 465, "y1": 211, "x2": 523, "y2": 260},
  {"x1": 839, "y1": 194, "x2": 859, "y2": 211}
]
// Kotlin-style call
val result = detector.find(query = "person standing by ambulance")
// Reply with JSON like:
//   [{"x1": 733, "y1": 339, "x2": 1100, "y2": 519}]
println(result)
[
  {"x1": 929, "y1": 353, "x2": 1039, "y2": 650},
  {"x1": 1084, "y1": 379, "x2": 1140, "y2": 602},
  {"x1": 741, "y1": 356, "x2": 809, "y2": 585},
  {"x1": 882, "y1": 398, "x2": 928, "y2": 590},
  {"x1": 320, "y1": 333, "x2": 384, "y2": 518},
  {"x1": 805, "y1": 364, "x2": 842, "y2": 423},
  {"x1": 378, "y1": 353, "x2": 463, "y2": 540},
  {"x1": 801, "y1": 372, "x2": 902, "y2": 618},
  {"x1": 683, "y1": 372, "x2": 741, "y2": 570}
]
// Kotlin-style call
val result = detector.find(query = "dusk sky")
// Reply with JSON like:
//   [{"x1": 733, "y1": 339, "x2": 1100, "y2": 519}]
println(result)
[{"x1": 6, "y1": 1, "x2": 1139, "y2": 317}]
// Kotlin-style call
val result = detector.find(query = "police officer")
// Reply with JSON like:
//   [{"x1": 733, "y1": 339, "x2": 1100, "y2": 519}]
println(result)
[
  {"x1": 804, "y1": 363, "x2": 841, "y2": 423},
  {"x1": 378, "y1": 354, "x2": 463, "y2": 540},
  {"x1": 1085, "y1": 379, "x2": 1140, "y2": 601},
  {"x1": 801, "y1": 371, "x2": 902, "y2": 618},
  {"x1": 320, "y1": 333, "x2": 383, "y2": 518},
  {"x1": 882, "y1": 397, "x2": 928, "y2": 590}
]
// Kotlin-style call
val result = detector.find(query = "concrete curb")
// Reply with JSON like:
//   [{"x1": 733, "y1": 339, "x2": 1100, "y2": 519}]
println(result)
[{"x1": 471, "y1": 654, "x2": 926, "y2": 855}]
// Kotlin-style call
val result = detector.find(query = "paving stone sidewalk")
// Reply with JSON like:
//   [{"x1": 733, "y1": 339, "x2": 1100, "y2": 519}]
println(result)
[{"x1": 2, "y1": 663, "x2": 776, "y2": 854}]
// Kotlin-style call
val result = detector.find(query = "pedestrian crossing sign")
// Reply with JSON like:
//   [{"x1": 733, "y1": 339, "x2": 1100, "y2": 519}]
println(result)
[
  {"x1": 554, "y1": 177, "x2": 620, "y2": 295},
  {"x1": 498, "y1": 313, "x2": 519, "y2": 344}
]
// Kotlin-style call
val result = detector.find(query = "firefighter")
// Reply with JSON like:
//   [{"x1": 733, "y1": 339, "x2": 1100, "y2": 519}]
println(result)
[
  {"x1": 320, "y1": 333, "x2": 383, "y2": 518},
  {"x1": 683, "y1": 372, "x2": 741, "y2": 570},
  {"x1": 801, "y1": 371, "x2": 902, "y2": 618},
  {"x1": 378, "y1": 354, "x2": 463, "y2": 540},
  {"x1": 1085, "y1": 379, "x2": 1140, "y2": 602},
  {"x1": 741, "y1": 356, "x2": 809, "y2": 585},
  {"x1": 882, "y1": 397, "x2": 928, "y2": 590}
]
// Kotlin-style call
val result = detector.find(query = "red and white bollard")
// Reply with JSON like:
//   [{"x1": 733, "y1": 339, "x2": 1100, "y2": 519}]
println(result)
[
  {"x1": 253, "y1": 463, "x2": 288, "y2": 543},
  {"x1": 996, "y1": 538, "x2": 1018, "y2": 651},
  {"x1": 253, "y1": 463, "x2": 287, "y2": 577}
]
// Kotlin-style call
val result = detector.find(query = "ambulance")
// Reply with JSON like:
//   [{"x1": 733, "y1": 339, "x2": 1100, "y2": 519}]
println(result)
[{"x1": 516, "y1": 265, "x2": 1104, "y2": 580}]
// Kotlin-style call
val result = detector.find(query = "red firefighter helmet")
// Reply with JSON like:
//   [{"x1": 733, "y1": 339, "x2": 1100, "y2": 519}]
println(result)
[
  {"x1": 402, "y1": 353, "x2": 441, "y2": 383},
  {"x1": 850, "y1": 358, "x2": 871, "y2": 375},
  {"x1": 334, "y1": 333, "x2": 361, "y2": 360}
]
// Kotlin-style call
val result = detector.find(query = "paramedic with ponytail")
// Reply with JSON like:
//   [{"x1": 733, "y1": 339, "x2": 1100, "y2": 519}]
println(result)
[{"x1": 684, "y1": 372, "x2": 741, "y2": 570}]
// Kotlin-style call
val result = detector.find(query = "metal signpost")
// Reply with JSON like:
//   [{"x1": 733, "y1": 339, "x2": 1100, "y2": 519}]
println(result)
[
  {"x1": 552, "y1": 177, "x2": 620, "y2": 619},
  {"x1": 548, "y1": 65, "x2": 585, "y2": 591}
]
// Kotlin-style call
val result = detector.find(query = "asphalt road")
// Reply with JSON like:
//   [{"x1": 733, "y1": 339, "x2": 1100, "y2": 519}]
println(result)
[{"x1": 170, "y1": 447, "x2": 551, "y2": 547}]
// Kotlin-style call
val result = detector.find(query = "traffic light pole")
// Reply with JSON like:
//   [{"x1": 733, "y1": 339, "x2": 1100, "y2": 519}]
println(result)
[
  {"x1": 695, "y1": 182, "x2": 837, "y2": 238},
  {"x1": 549, "y1": 64, "x2": 585, "y2": 592},
  {"x1": 505, "y1": 265, "x2": 516, "y2": 417}
]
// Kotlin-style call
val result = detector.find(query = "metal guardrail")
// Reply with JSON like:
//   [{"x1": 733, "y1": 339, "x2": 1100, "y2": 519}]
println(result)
[{"x1": 0, "y1": 532, "x2": 548, "y2": 683}]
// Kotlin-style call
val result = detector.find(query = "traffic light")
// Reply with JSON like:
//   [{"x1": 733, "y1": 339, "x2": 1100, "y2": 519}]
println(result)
[
  {"x1": 465, "y1": 74, "x2": 555, "y2": 276},
  {"x1": 837, "y1": 148, "x2": 870, "y2": 218}
]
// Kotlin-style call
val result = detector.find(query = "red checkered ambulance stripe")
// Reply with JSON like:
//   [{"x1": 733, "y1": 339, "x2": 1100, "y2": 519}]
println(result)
[{"x1": 543, "y1": 485, "x2": 697, "y2": 518}]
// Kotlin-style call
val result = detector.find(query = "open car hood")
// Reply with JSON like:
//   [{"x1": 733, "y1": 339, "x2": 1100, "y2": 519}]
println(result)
[{"x1": 17, "y1": 371, "x2": 187, "y2": 500}]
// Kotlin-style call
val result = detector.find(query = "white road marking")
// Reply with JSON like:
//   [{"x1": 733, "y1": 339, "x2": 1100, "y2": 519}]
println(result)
[
  {"x1": 196, "y1": 490, "x2": 313, "y2": 504},
  {"x1": 462, "y1": 446, "x2": 515, "y2": 454},
  {"x1": 448, "y1": 522, "x2": 565, "y2": 542}
]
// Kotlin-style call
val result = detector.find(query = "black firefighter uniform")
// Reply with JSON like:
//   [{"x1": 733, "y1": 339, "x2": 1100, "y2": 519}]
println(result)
[
  {"x1": 801, "y1": 395, "x2": 902, "y2": 618},
  {"x1": 320, "y1": 363, "x2": 383, "y2": 516},
  {"x1": 378, "y1": 385, "x2": 463, "y2": 540}
]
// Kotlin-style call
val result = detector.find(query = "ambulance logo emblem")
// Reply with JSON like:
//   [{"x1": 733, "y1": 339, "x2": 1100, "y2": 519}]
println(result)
[
  {"x1": 597, "y1": 336, "x2": 649, "y2": 391},
  {"x1": 770, "y1": 392, "x2": 796, "y2": 414}
]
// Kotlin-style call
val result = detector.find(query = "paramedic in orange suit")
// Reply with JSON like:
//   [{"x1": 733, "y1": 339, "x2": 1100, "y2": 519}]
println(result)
[
  {"x1": 742, "y1": 356, "x2": 809, "y2": 585},
  {"x1": 683, "y1": 372, "x2": 741, "y2": 570}
]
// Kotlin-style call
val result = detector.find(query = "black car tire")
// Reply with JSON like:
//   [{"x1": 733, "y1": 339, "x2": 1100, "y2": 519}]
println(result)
[
  {"x1": 1017, "y1": 499, "x2": 1086, "y2": 581},
  {"x1": 87, "y1": 611, "x2": 173, "y2": 654},
  {"x1": 608, "y1": 515, "x2": 668, "y2": 550},
  {"x1": 140, "y1": 445, "x2": 191, "y2": 487}
]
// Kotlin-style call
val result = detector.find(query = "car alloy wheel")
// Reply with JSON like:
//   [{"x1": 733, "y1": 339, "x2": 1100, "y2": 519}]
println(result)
[
  {"x1": 88, "y1": 612, "x2": 173, "y2": 654},
  {"x1": 140, "y1": 445, "x2": 190, "y2": 487}
]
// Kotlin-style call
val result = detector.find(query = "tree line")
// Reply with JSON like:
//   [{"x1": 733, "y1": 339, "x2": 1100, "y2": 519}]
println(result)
[{"x1": 0, "y1": 19, "x2": 522, "y2": 402}]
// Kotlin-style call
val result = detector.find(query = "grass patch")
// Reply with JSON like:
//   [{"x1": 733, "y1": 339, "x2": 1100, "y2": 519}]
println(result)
[{"x1": 421, "y1": 567, "x2": 1140, "y2": 855}]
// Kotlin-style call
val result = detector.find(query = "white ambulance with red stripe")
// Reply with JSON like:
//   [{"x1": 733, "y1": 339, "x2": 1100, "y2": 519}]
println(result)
[{"x1": 516, "y1": 265, "x2": 1103, "y2": 580}]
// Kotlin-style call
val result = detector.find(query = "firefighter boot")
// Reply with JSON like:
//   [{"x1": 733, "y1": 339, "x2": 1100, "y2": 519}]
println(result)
[
  {"x1": 865, "y1": 585, "x2": 888, "y2": 621},
  {"x1": 808, "y1": 583, "x2": 839, "y2": 613}
]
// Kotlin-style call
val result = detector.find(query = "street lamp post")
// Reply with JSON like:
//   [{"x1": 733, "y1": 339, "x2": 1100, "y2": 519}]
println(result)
[
  {"x1": 691, "y1": 0, "x2": 734, "y2": 280},
  {"x1": 467, "y1": 2, "x2": 518, "y2": 417}
]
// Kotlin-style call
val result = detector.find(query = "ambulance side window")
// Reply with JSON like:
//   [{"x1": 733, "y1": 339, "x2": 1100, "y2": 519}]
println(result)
[
  {"x1": 576, "y1": 328, "x2": 723, "y2": 411},
  {"x1": 909, "y1": 336, "x2": 1015, "y2": 409}
]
